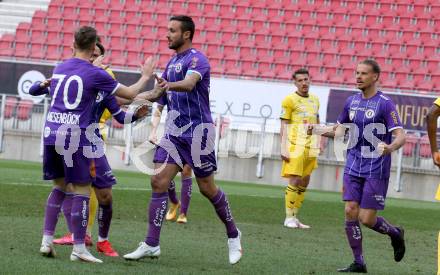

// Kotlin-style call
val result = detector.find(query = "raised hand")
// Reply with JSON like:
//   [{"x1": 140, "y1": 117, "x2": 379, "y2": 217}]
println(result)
[
  {"x1": 39, "y1": 78, "x2": 51, "y2": 88},
  {"x1": 140, "y1": 56, "x2": 156, "y2": 79},
  {"x1": 432, "y1": 151, "x2": 440, "y2": 168}
]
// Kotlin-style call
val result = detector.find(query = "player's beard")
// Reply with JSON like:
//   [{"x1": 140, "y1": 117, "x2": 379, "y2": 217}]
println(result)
[{"x1": 169, "y1": 35, "x2": 185, "y2": 50}]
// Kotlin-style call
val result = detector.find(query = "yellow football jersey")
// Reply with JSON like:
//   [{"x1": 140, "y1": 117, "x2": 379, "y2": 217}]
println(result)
[
  {"x1": 99, "y1": 68, "x2": 116, "y2": 141},
  {"x1": 435, "y1": 184, "x2": 440, "y2": 201},
  {"x1": 433, "y1": 98, "x2": 440, "y2": 201},
  {"x1": 280, "y1": 92, "x2": 320, "y2": 148}
]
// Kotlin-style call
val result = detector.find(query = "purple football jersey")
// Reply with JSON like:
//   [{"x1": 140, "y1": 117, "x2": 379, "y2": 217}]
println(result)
[
  {"x1": 337, "y1": 91, "x2": 403, "y2": 179},
  {"x1": 44, "y1": 58, "x2": 119, "y2": 145},
  {"x1": 161, "y1": 48, "x2": 212, "y2": 137}
]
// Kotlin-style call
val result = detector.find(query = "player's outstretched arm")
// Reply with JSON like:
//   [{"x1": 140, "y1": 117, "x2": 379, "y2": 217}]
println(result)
[
  {"x1": 115, "y1": 57, "x2": 156, "y2": 100},
  {"x1": 103, "y1": 94, "x2": 145, "y2": 124},
  {"x1": 115, "y1": 96, "x2": 133, "y2": 106},
  {"x1": 167, "y1": 73, "x2": 200, "y2": 92},
  {"x1": 312, "y1": 124, "x2": 338, "y2": 138},
  {"x1": 136, "y1": 77, "x2": 168, "y2": 102},
  {"x1": 29, "y1": 79, "x2": 51, "y2": 96},
  {"x1": 427, "y1": 104, "x2": 440, "y2": 166}
]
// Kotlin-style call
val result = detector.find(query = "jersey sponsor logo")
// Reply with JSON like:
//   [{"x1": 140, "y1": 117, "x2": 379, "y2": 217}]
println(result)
[
  {"x1": 365, "y1": 109, "x2": 375, "y2": 119},
  {"x1": 367, "y1": 101, "x2": 377, "y2": 108},
  {"x1": 44, "y1": 127, "x2": 51, "y2": 138},
  {"x1": 46, "y1": 111, "x2": 80, "y2": 125},
  {"x1": 351, "y1": 99, "x2": 361, "y2": 105},
  {"x1": 349, "y1": 110, "x2": 355, "y2": 121}
]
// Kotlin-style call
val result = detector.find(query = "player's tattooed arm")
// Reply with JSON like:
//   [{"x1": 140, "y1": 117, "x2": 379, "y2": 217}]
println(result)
[
  {"x1": 167, "y1": 73, "x2": 200, "y2": 92},
  {"x1": 115, "y1": 96, "x2": 133, "y2": 106},
  {"x1": 378, "y1": 128, "x2": 406, "y2": 156},
  {"x1": 427, "y1": 104, "x2": 440, "y2": 167},
  {"x1": 115, "y1": 56, "x2": 156, "y2": 99},
  {"x1": 135, "y1": 75, "x2": 169, "y2": 102}
]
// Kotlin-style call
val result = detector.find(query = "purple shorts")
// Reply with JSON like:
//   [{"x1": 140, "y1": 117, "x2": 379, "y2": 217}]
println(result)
[
  {"x1": 92, "y1": 155, "x2": 116, "y2": 189},
  {"x1": 153, "y1": 135, "x2": 217, "y2": 178},
  {"x1": 43, "y1": 145, "x2": 95, "y2": 184},
  {"x1": 343, "y1": 173, "x2": 389, "y2": 210}
]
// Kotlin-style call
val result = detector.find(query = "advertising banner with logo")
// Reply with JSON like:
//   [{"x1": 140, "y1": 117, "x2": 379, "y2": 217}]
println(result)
[
  {"x1": 0, "y1": 60, "x2": 152, "y2": 103},
  {"x1": 326, "y1": 89, "x2": 436, "y2": 131}
]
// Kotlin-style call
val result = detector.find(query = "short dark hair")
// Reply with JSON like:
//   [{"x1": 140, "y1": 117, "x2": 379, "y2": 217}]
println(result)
[
  {"x1": 359, "y1": 59, "x2": 381, "y2": 75},
  {"x1": 292, "y1": 68, "x2": 309, "y2": 80},
  {"x1": 96, "y1": 42, "x2": 105, "y2": 55},
  {"x1": 74, "y1": 26, "x2": 97, "y2": 51},
  {"x1": 170, "y1": 15, "x2": 195, "y2": 41}
]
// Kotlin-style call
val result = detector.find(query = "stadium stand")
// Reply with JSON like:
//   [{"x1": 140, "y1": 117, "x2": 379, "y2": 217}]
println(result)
[{"x1": 0, "y1": 0, "x2": 439, "y2": 92}]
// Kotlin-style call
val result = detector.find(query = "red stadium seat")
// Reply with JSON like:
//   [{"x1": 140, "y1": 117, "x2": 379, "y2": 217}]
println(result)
[
  {"x1": 2, "y1": 0, "x2": 437, "y2": 86},
  {"x1": 0, "y1": 34, "x2": 15, "y2": 57},
  {"x1": 419, "y1": 135, "x2": 432, "y2": 158},
  {"x1": 403, "y1": 134, "x2": 418, "y2": 157},
  {"x1": 16, "y1": 100, "x2": 34, "y2": 120},
  {"x1": 30, "y1": 44, "x2": 46, "y2": 60},
  {"x1": 46, "y1": 45, "x2": 62, "y2": 61},
  {"x1": 14, "y1": 42, "x2": 30, "y2": 58},
  {"x1": 4, "y1": 96, "x2": 18, "y2": 119}
]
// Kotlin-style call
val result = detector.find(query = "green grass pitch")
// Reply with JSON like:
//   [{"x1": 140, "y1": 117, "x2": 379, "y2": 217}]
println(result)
[{"x1": 0, "y1": 159, "x2": 437, "y2": 274}]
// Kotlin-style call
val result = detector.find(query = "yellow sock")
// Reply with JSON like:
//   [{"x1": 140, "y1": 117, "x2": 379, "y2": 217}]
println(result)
[
  {"x1": 285, "y1": 184, "x2": 299, "y2": 218},
  {"x1": 87, "y1": 188, "x2": 98, "y2": 235},
  {"x1": 438, "y1": 231, "x2": 440, "y2": 275},
  {"x1": 293, "y1": 186, "x2": 307, "y2": 214}
]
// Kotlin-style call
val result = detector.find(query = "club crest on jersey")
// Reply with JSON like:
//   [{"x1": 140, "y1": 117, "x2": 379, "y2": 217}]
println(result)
[
  {"x1": 175, "y1": 63, "x2": 182, "y2": 73},
  {"x1": 365, "y1": 109, "x2": 375, "y2": 118},
  {"x1": 349, "y1": 110, "x2": 355, "y2": 121}
]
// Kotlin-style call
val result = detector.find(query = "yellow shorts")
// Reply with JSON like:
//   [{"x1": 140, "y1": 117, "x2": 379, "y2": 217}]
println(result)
[
  {"x1": 281, "y1": 145, "x2": 318, "y2": 178},
  {"x1": 435, "y1": 184, "x2": 440, "y2": 201}
]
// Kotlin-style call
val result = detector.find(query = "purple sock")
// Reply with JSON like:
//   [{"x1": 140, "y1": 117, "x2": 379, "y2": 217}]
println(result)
[
  {"x1": 71, "y1": 194, "x2": 89, "y2": 244},
  {"x1": 168, "y1": 180, "x2": 179, "y2": 205},
  {"x1": 98, "y1": 204, "x2": 112, "y2": 239},
  {"x1": 209, "y1": 189, "x2": 238, "y2": 238},
  {"x1": 145, "y1": 192, "x2": 168, "y2": 247},
  {"x1": 43, "y1": 187, "x2": 66, "y2": 235},
  {"x1": 345, "y1": 220, "x2": 364, "y2": 265},
  {"x1": 62, "y1": 193, "x2": 73, "y2": 233},
  {"x1": 180, "y1": 177, "x2": 192, "y2": 215},
  {"x1": 370, "y1": 216, "x2": 401, "y2": 239}
]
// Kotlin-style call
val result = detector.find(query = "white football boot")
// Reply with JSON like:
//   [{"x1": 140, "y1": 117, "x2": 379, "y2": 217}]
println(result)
[
  {"x1": 284, "y1": 217, "x2": 311, "y2": 229},
  {"x1": 123, "y1": 242, "x2": 161, "y2": 260},
  {"x1": 40, "y1": 243, "x2": 56, "y2": 257},
  {"x1": 228, "y1": 229, "x2": 242, "y2": 265},
  {"x1": 70, "y1": 248, "x2": 103, "y2": 263}
]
